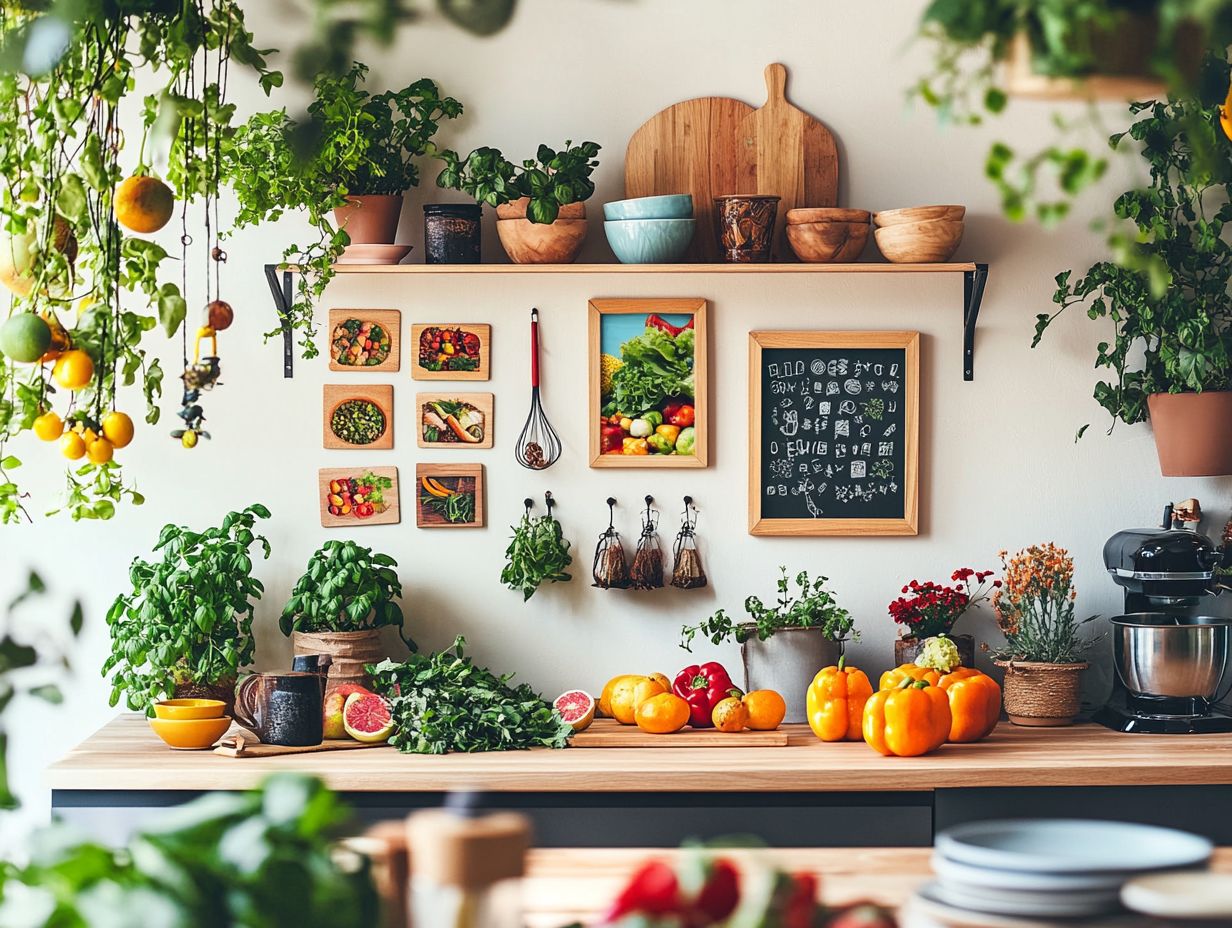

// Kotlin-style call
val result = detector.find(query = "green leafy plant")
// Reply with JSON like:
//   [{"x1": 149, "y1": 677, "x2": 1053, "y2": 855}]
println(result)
[
  {"x1": 1034, "y1": 56, "x2": 1232, "y2": 429},
  {"x1": 370, "y1": 636, "x2": 572, "y2": 754},
  {"x1": 229, "y1": 62, "x2": 462, "y2": 357},
  {"x1": 680, "y1": 566, "x2": 854, "y2": 652},
  {"x1": 279, "y1": 540, "x2": 413, "y2": 649},
  {"x1": 434, "y1": 140, "x2": 601, "y2": 223},
  {"x1": 606, "y1": 325, "x2": 695, "y2": 417},
  {"x1": 500, "y1": 508, "x2": 573, "y2": 601},
  {"x1": 103, "y1": 504, "x2": 271, "y2": 712}
]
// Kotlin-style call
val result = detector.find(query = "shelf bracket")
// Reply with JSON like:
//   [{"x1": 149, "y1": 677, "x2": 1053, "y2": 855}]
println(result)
[
  {"x1": 264, "y1": 263, "x2": 295, "y2": 379},
  {"x1": 962, "y1": 263, "x2": 988, "y2": 382}
]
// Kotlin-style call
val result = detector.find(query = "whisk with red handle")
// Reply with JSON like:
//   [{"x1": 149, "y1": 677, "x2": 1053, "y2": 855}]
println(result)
[{"x1": 516, "y1": 308, "x2": 561, "y2": 470}]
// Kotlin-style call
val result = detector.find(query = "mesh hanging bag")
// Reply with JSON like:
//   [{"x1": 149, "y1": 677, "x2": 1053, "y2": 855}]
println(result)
[
  {"x1": 630, "y1": 495, "x2": 665, "y2": 591},
  {"x1": 670, "y1": 496, "x2": 707, "y2": 590},
  {"x1": 592, "y1": 497, "x2": 631, "y2": 589}
]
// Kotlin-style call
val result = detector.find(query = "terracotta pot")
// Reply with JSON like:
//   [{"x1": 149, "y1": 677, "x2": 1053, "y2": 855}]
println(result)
[
  {"x1": 174, "y1": 675, "x2": 237, "y2": 717},
  {"x1": 293, "y1": 629, "x2": 387, "y2": 695},
  {"x1": 424, "y1": 203, "x2": 481, "y2": 264},
  {"x1": 895, "y1": 633, "x2": 975, "y2": 669},
  {"x1": 495, "y1": 197, "x2": 587, "y2": 221},
  {"x1": 1147, "y1": 391, "x2": 1232, "y2": 477},
  {"x1": 496, "y1": 217, "x2": 588, "y2": 264},
  {"x1": 333, "y1": 194, "x2": 403, "y2": 245},
  {"x1": 994, "y1": 660, "x2": 1088, "y2": 726},
  {"x1": 713, "y1": 195, "x2": 779, "y2": 263}
]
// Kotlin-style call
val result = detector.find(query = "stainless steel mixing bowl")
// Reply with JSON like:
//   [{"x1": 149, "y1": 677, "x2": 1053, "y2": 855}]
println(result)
[{"x1": 1111, "y1": 613, "x2": 1232, "y2": 698}]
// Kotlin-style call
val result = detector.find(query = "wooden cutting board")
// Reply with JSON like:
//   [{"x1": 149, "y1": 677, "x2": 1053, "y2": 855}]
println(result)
[
  {"x1": 571, "y1": 719, "x2": 787, "y2": 748},
  {"x1": 624, "y1": 94, "x2": 754, "y2": 262},
  {"x1": 214, "y1": 732, "x2": 388, "y2": 758},
  {"x1": 736, "y1": 63, "x2": 839, "y2": 260}
]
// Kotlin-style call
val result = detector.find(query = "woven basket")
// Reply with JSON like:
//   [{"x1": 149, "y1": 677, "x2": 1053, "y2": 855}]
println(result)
[{"x1": 994, "y1": 660, "x2": 1088, "y2": 727}]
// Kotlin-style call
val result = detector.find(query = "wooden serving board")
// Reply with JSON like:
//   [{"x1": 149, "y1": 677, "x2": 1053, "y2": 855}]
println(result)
[
  {"x1": 416, "y1": 391, "x2": 494, "y2": 449},
  {"x1": 323, "y1": 383, "x2": 394, "y2": 450},
  {"x1": 736, "y1": 63, "x2": 839, "y2": 261},
  {"x1": 625, "y1": 94, "x2": 753, "y2": 262},
  {"x1": 571, "y1": 719, "x2": 788, "y2": 748},
  {"x1": 215, "y1": 732, "x2": 388, "y2": 758},
  {"x1": 318, "y1": 466, "x2": 401, "y2": 528},
  {"x1": 410, "y1": 323, "x2": 490, "y2": 381}
]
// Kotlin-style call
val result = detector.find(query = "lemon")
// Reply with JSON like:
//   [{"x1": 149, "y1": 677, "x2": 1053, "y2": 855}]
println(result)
[
  {"x1": 101, "y1": 411, "x2": 134, "y2": 449},
  {"x1": 181, "y1": 429, "x2": 198, "y2": 448},
  {"x1": 86, "y1": 437, "x2": 114, "y2": 464},
  {"x1": 32, "y1": 411, "x2": 63, "y2": 441},
  {"x1": 59, "y1": 431, "x2": 86, "y2": 460}
]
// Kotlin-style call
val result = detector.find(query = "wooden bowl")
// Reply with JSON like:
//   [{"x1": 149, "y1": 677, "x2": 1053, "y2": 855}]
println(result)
[
  {"x1": 786, "y1": 221, "x2": 869, "y2": 263},
  {"x1": 496, "y1": 218, "x2": 588, "y2": 264},
  {"x1": 495, "y1": 197, "x2": 586, "y2": 221},
  {"x1": 786, "y1": 207, "x2": 870, "y2": 225},
  {"x1": 873, "y1": 204, "x2": 966, "y2": 227},
  {"x1": 874, "y1": 219, "x2": 964, "y2": 263}
]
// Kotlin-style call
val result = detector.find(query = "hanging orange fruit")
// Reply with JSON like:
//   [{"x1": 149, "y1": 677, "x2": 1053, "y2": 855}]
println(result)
[
  {"x1": 52, "y1": 349, "x2": 94, "y2": 389},
  {"x1": 32, "y1": 411, "x2": 63, "y2": 441},
  {"x1": 86, "y1": 437, "x2": 114, "y2": 464},
  {"x1": 206, "y1": 299, "x2": 233, "y2": 331},
  {"x1": 39, "y1": 310, "x2": 71, "y2": 362},
  {"x1": 115, "y1": 175, "x2": 174, "y2": 234},
  {"x1": 59, "y1": 431, "x2": 86, "y2": 460},
  {"x1": 101, "y1": 411, "x2": 134, "y2": 449}
]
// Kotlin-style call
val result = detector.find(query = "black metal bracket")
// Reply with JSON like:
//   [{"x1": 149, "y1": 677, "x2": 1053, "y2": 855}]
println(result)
[
  {"x1": 962, "y1": 263, "x2": 988, "y2": 382},
  {"x1": 263, "y1": 263, "x2": 295, "y2": 379}
]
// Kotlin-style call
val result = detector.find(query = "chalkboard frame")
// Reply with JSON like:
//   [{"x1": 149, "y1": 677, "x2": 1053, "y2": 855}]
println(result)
[{"x1": 748, "y1": 330, "x2": 919, "y2": 536}]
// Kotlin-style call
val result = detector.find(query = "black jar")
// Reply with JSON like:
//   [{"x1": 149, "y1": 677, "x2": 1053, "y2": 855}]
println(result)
[{"x1": 423, "y1": 203, "x2": 482, "y2": 264}]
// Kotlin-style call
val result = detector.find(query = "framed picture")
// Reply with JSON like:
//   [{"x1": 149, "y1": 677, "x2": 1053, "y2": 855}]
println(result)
[
  {"x1": 748, "y1": 330, "x2": 919, "y2": 536},
  {"x1": 416, "y1": 463, "x2": 485, "y2": 528},
  {"x1": 588, "y1": 298, "x2": 708, "y2": 468},
  {"x1": 323, "y1": 384, "x2": 394, "y2": 450},
  {"x1": 319, "y1": 466, "x2": 400, "y2": 527},
  {"x1": 416, "y1": 392, "x2": 494, "y2": 449},
  {"x1": 327, "y1": 309, "x2": 400, "y2": 373},
  {"x1": 410, "y1": 323, "x2": 490, "y2": 381}
]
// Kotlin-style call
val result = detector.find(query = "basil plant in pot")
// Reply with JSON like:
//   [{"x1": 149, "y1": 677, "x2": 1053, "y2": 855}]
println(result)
[
  {"x1": 680, "y1": 566, "x2": 854, "y2": 723},
  {"x1": 103, "y1": 504, "x2": 272, "y2": 714},
  {"x1": 280, "y1": 540, "x2": 414, "y2": 693}
]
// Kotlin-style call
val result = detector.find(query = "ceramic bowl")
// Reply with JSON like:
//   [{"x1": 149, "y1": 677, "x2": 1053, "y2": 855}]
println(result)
[
  {"x1": 874, "y1": 218, "x2": 963, "y2": 263},
  {"x1": 153, "y1": 698, "x2": 226, "y2": 721},
  {"x1": 786, "y1": 220, "x2": 869, "y2": 263},
  {"x1": 496, "y1": 218, "x2": 588, "y2": 264},
  {"x1": 604, "y1": 218, "x2": 696, "y2": 264},
  {"x1": 786, "y1": 207, "x2": 870, "y2": 225},
  {"x1": 149, "y1": 715, "x2": 232, "y2": 750},
  {"x1": 603, "y1": 194, "x2": 693, "y2": 221},
  {"x1": 873, "y1": 204, "x2": 966, "y2": 227}
]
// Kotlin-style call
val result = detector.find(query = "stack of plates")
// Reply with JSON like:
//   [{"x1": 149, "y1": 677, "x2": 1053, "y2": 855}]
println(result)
[{"x1": 903, "y1": 819, "x2": 1213, "y2": 927}]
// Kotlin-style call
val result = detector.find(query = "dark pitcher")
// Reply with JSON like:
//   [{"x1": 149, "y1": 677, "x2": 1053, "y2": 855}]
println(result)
[{"x1": 234, "y1": 671, "x2": 325, "y2": 746}]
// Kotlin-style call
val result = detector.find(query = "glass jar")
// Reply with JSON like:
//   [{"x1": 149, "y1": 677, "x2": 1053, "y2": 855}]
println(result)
[{"x1": 423, "y1": 203, "x2": 482, "y2": 264}]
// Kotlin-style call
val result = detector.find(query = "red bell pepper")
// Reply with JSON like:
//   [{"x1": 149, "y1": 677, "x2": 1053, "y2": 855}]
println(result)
[
  {"x1": 602, "y1": 857, "x2": 740, "y2": 927},
  {"x1": 600, "y1": 423, "x2": 625, "y2": 453},
  {"x1": 646, "y1": 313, "x2": 682, "y2": 337},
  {"x1": 667, "y1": 403, "x2": 695, "y2": 428},
  {"x1": 673, "y1": 662, "x2": 736, "y2": 728},
  {"x1": 604, "y1": 859, "x2": 680, "y2": 922}
]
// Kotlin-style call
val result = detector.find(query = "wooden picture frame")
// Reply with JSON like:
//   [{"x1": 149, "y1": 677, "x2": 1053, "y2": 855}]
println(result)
[
  {"x1": 318, "y1": 466, "x2": 400, "y2": 528},
  {"x1": 415, "y1": 463, "x2": 485, "y2": 528},
  {"x1": 410, "y1": 323, "x2": 490, "y2": 381},
  {"x1": 323, "y1": 384, "x2": 394, "y2": 450},
  {"x1": 748, "y1": 330, "x2": 919, "y2": 536},
  {"x1": 588, "y1": 298, "x2": 708, "y2": 468},
  {"x1": 416, "y1": 392, "x2": 494, "y2": 450},
  {"x1": 326, "y1": 309, "x2": 401, "y2": 373}
]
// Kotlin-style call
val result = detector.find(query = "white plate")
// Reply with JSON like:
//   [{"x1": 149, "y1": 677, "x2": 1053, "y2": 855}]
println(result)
[
  {"x1": 937, "y1": 819, "x2": 1212, "y2": 874},
  {"x1": 909, "y1": 884, "x2": 1150, "y2": 928},
  {"x1": 1122, "y1": 871, "x2": 1232, "y2": 918},
  {"x1": 930, "y1": 880, "x2": 1120, "y2": 918},
  {"x1": 932, "y1": 853, "x2": 1133, "y2": 892}
]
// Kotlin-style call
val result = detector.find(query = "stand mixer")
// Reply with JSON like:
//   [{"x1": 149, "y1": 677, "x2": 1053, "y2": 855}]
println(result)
[{"x1": 1097, "y1": 503, "x2": 1232, "y2": 733}]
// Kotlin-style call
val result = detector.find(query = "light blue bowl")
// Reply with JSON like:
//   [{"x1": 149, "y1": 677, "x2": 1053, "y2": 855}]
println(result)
[
  {"x1": 604, "y1": 218, "x2": 696, "y2": 264},
  {"x1": 603, "y1": 194, "x2": 694, "y2": 221}
]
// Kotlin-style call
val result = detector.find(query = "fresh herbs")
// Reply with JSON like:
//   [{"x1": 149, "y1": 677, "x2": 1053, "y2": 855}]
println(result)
[
  {"x1": 370, "y1": 636, "x2": 572, "y2": 754},
  {"x1": 434, "y1": 140, "x2": 601, "y2": 223},
  {"x1": 103, "y1": 504, "x2": 272, "y2": 712},
  {"x1": 680, "y1": 566, "x2": 854, "y2": 651},
  {"x1": 331, "y1": 399, "x2": 386, "y2": 445},
  {"x1": 279, "y1": 541, "x2": 410, "y2": 647},
  {"x1": 500, "y1": 508, "x2": 573, "y2": 601},
  {"x1": 607, "y1": 325, "x2": 696, "y2": 416},
  {"x1": 420, "y1": 489, "x2": 476, "y2": 524}
]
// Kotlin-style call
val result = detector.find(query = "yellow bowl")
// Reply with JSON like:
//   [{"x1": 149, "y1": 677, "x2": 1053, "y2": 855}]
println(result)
[
  {"x1": 153, "y1": 698, "x2": 226, "y2": 720},
  {"x1": 149, "y1": 715, "x2": 231, "y2": 750}
]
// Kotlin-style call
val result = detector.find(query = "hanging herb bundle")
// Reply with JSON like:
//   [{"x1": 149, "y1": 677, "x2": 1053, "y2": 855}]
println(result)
[
  {"x1": 500, "y1": 495, "x2": 573, "y2": 601},
  {"x1": 629, "y1": 496, "x2": 664, "y2": 591},
  {"x1": 592, "y1": 497, "x2": 630, "y2": 589},
  {"x1": 670, "y1": 496, "x2": 707, "y2": 590}
]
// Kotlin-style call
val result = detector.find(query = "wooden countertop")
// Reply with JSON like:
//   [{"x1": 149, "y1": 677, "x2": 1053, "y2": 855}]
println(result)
[{"x1": 47, "y1": 715, "x2": 1232, "y2": 793}]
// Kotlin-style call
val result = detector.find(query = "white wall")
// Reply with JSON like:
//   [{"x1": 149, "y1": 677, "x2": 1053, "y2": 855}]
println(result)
[{"x1": 3, "y1": 0, "x2": 1229, "y2": 842}]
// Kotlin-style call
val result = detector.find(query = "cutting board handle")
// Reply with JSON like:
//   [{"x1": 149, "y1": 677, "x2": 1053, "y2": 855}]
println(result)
[{"x1": 763, "y1": 63, "x2": 787, "y2": 105}]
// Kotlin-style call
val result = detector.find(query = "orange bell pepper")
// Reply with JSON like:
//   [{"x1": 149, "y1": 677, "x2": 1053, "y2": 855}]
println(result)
[
  {"x1": 807, "y1": 657, "x2": 873, "y2": 742},
  {"x1": 862, "y1": 679, "x2": 952, "y2": 757},
  {"x1": 878, "y1": 663, "x2": 940, "y2": 691},
  {"x1": 939, "y1": 667, "x2": 1001, "y2": 743}
]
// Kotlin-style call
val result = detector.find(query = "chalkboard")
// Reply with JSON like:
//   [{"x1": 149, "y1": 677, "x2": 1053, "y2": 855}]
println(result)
[{"x1": 748, "y1": 331, "x2": 919, "y2": 536}]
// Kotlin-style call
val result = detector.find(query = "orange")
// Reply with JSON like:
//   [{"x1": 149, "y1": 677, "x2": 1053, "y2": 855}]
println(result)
[
  {"x1": 115, "y1": 175, "x2": 174, "y2": 234},
  {"x1": 59, "y1": 431, "x2": 85, "y2": 460},
  {"x1": 86, "y1": 437, "x2": 114, "y2": 464},
  {"x1": 647, "y1": 671, "x2": 671, "y2": 693},
  {"x1": 712, "y1": 696, "x2": 749, "y2": 733},
  {"x1": 52, "y1": 349, "x2": 93, "y2": 389},
  {"x1": 32, "y1": 411, "x2": 63, "y2": 441},
  {"x1": 635, "y1": 693, "x2": 690, "y2": 734},
  {"x1": 101, "y1": 411, "x2": 134, "y2": 449},
  {"x1": 39, "y1": 310, "x2": 70, "y2": 362},
  {"x1": 610, "y1": 676, "x2": 666, "y2": 725},
  {"x1": 742, "y1": 689, "x2": 787, "y2": 731}
]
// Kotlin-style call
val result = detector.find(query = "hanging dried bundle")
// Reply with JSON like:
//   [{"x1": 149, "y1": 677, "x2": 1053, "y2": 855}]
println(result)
[
  {"x1": 592, "y1": 498, "x2": 631, "y2": 589},
  {"x1": 630, "y1": 496, "x2": 665, "y2": 591},
  {"x1": 671, "y1": 496, "x2": 707, "y2": 589}
]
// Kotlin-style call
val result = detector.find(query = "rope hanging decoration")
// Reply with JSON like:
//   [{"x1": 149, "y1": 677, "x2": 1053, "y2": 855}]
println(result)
[
  {"x1": 671, "y1": 496, "x2": 707, "y2": 589},
  {"x1": 629, "y1": 495, "x2": 665, "y2": 591},
  {"x1": 591, "y1": 497, "x2": 631, "y2": 590}
]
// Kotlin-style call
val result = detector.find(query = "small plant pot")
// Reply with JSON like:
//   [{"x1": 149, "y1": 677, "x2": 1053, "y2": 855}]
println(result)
[
  {"x1": 1147, "y1": 391, "x2": 1232, "y2": 477},
  {"x1": 740, "y1": 627, "x2": 843, "y2": 724},
  {"x1": 995, "y1": 659, "x2": 1088, "y2": 727},
  {"x1": 496, "y1": 216, "x2": 588, "y2": 264},
  {"x1": 713, "y1": 195, "x2": 780, "y2": 263},
  {"x1": 895, "y1": 633, "x2": 975, "y2": 669},
  {"x1": 293, "y1": 629, "x2": 387, "y2": 694},
  {"x1": 424, "y1": 203, "x2": 482, "y2": 264},
  {"x1": 173, "y1": 675, "x2": 237, "y2": 717},
  {"x1": 333, "y1": 194, "x2": 404, "y2": 245}
]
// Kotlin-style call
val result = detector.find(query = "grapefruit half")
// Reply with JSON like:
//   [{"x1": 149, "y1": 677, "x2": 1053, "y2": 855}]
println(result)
[
  {"x1": 554, "y1": 690, "x2": 596, "y2": 732},
  {"x1": 343, "y1": 692, "x2": 395, "y2": 743}
]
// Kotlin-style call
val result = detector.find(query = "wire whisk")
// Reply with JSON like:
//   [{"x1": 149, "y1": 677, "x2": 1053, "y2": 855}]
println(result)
[{"x1": 516, "y1": 307, "x2": 561, "y2": 470}]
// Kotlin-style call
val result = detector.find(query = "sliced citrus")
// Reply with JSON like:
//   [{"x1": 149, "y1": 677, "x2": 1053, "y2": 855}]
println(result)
[
  {"x1": 342, "y1": 692, "x2": 395, "y2": 743},
  {"x1": 553, "y1": 690, "x2": 596, "y2": 732}
]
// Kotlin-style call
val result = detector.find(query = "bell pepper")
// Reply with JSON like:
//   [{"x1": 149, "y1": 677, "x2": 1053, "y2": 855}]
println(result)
[
  {"x1": 939, "y1": 667, "x2": 1001, "y2": 742},
  {"x1": 862, "y1": 679, "x2": 952, "y2": 757},
  {"x1": 878, "y1": 663, "x2": 940, "y2": 691},
  {"x1": 623, "y1": 437, "x2": 649, "y2": 455},
  {"x1": 656, "y1": 423, "x2": 681, "y2": 445},
  {"x1": 807, "y1": 657, "x2": 873, "y2": 742},
  {"x1": 601, "y1": 423, "x2": 625, "y2": 454},
  {"x1": 603, "y1": 856, "x2": 739, "y2": 926},
  {"x1": 647, "y1": 433, "x2": 674, "y2": 454},
  {"x1": 646, "y1": 313, "x2": 683, "y2": 337},
  {"x1": 663, "y1": 402, "x2": 695, "y2": 428},
  {"x1": 673, "y1": 662, "x2": 736, "y2": 728}
]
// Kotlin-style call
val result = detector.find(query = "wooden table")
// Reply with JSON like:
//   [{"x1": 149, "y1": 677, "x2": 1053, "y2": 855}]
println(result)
[{"x1": 48, "y1": 716, "x2": 1232, "y2": 846}]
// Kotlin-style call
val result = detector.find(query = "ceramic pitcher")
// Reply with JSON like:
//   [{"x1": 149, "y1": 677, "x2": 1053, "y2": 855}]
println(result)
[{"x1": 234, "y1": 671, "x2": 325, "y2": 746}]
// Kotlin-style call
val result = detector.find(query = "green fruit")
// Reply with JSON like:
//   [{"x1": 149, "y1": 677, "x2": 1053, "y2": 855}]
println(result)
[{"x1": 0, "y1": 314, "x2": 52, "y2": 362}]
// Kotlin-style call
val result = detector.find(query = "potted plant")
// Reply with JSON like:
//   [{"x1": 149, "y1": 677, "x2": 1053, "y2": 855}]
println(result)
[
  {"x1": 888, "y1": 567, "x2": 999, "y2": 668},
  {"x1": 679, "y1": 566, "x2": 854, "y2": 724},
  {"x1": 229, "y1": 63, "x2": 462, "y2": 353},
  {"x1": 990, "y1": 542, "x2": 1097, "y2": 727},
  {"x1": 431, "y1": 140, "x2": 600, "y2": 264},
  {"x1": 103, "y1": 504, "x2": 272, "y2": 714},
  {"x1": 1035, "y1": 65, "x2": 1232, "y2": 475},
  {"x1": 280, "y1": 540, "x2": 414, "y2": 692}
]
